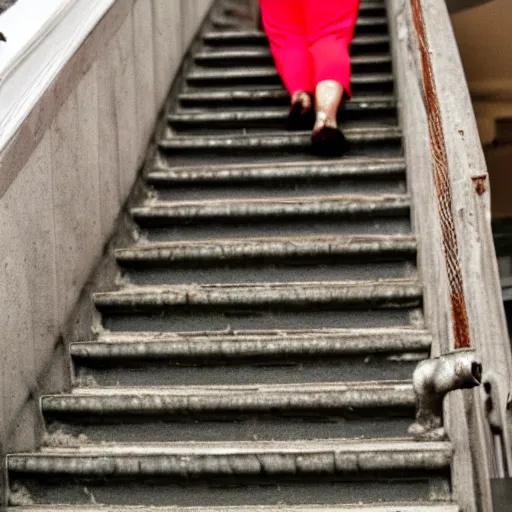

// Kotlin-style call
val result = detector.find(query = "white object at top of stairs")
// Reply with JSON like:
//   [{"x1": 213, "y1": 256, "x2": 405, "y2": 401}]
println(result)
[{"x1": 0, "y1": 0, "x2": 115, "y2": 151}]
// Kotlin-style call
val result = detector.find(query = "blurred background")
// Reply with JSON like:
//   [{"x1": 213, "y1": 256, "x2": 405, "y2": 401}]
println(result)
[{"x1": 451, "y1": 0, "x2": 512, "y2": 328}]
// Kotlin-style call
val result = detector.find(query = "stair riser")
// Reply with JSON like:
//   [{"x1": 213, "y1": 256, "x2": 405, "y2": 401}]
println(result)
[
  {"x1": 101, "y1": 307, "x2": 419, "y2": 334},
  {"x1": 120, "y1": 259, "x2": 415, "y2": 286},
  {"x1": 150, "y1": 177, "x2": 407, "y2": 201},
  {"x1": 140, "y1": 218, "x2": 412, "y2": 244},
  {"x1": 202, "y1": 32, "x2": 390, "y2": 49},
  {"x1": 73, "y1": 356, "x2": 424, "y2": 387},
  {"x1": 201, "y1": 41, "x2": 391, "y2": 56},
  {"x1": 186, "y1": 74, "x2": 394, "y2": 92},
  {"x1": 6, "y1": 477, "x2": 452, "y2": 507},
  {"x1": 45, "y1": 416, "x2": 415, "y2": 443},
  {"x1": 194, "y1": 56, "x2": 392, "y2": 74},
  {"x1": 179, "y1": 92, "x2": 393, "y2": 108},
  {"x1": 210, "y1": 18, "x2": 389, "y2": 36}
]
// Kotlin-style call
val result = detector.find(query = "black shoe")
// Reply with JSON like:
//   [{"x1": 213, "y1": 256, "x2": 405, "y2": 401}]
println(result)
[
  {"x1": 287, "y1": 93, "x2": 315, "y2": 131},
  {"x1": 311, "y1": 118, "x2": 348, "y2": 156}
]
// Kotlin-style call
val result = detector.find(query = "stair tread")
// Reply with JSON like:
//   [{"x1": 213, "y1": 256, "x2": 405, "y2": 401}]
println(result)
[
  {"x1": 168, "y1": 100, "x2": 396, "y2": 123},
  {"x1": 8, "y1": 440, "x2": 452, "y2": 477},
  {"x1": 93, "y1": 279, "x2": 422, "y2": 311},
  {"x1": 115, "y1": 234, "x2": 416, "y2": 262},
  {"x1": 70, "y1": 327, "x2": 431, "y2": 361},
  {"x1": 42, "y1": 381, "x2": 415, "y2": 414},
  {"x1": 11, "y1": 438, "x2": 452, "y2": 456},
  {"x1": 160, "y1": 126, "x2": 400, "y2": 144},
  {"x1": 52, "y1": 380, "x2": 414, "y2": 396},
  {"x1": 131, "y1": 194, "x2": 410, "y2": 222},
  {"x1": 148, "y1": 157, "x2": 406, "y2": 183},
  {"x1": 178, "y1": 89, "x2": 394, "y2": 104}
]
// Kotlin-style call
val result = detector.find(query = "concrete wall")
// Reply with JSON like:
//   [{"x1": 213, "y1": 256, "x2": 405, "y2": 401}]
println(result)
[{"x1": 0, "y1": 0, "x2": 213, "y2": 459}]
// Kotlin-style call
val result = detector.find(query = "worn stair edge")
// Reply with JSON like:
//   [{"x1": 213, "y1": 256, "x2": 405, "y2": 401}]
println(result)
[
  {"x1": 93, "y1": 279, "x2": 422, "y2": 312},
  {"x1": 168, "y1": 101, "x2": 396, "y2": 125},
  {"x1": 42, "y1": 381, "x2": 415, "y2": 415},
  {"x1": 202, "y1": 31, "x2": 390, "y2": 46},
  {"x1": 186, "y1": 67, "x2": 393, "y2": 83},
  {"x1": 194, "y1": 50, "x2": 392, "y2": 65},
  {"x1": 177, "y1": 90, "x2": 395, "y2": 106},
  {"x1": 158, "y1": 128, "x2": 401, "y2": 152},
  {"x1": 70, "y1": 327, "x2": 432, "y2": 361},
  {"x1": 8, "y1": 439, "x2": 452, "y2": 476},
  {"x1": 115, "y1": 235, "x2": 416, "y2": 265},
  {"x1": 130, "y1": 195, "x2": 409, "y2": 223},
  {"x1": 3, "y1": 505, "x2": 462, "y2": 512},
  {"x1": 148, "y1": 157, "x2": 406, "y2": 184}
]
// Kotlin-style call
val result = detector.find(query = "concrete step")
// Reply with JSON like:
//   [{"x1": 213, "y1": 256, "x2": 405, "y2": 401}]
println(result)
[
  {"x1": 42, "y1": 381, "x2": 415, "y2": 419},
  {"x1": 5, "y1": 505, "x2": 462, "y2": 512},
  {"x1": 71, "y1": 328, "x2": 431, "y2": 363},
  {"x1": 178, "y1": 89, "x2": 394, "y2": 108},
  {"x1": 168, "y1": 101, "x2": 396, "y2": 130},
  {"x1": 93, "y1": 279, "x2": 422, "y2": 314},
  {"x1": 115, "y1": 234, "x2": 416, "y2": 267},
  {"x1": 69, "y1": 327, "x2": 428, "y2": 389},
  {"x1": 147, "y1": 157, "x2": 405, "y2": 185},
  {"x1": 130, "y1": 194, "x2": 409, "y2": 226},
  {"x1": 194, "y1": 50, "x2": 391, "y2": 70},
  {"x1": 8, "y1": 440, "x2": 453, "y2": 505},
  {"x1": 41, "y1": 382, "x2": 418, "y2": 441},
  {"x1": 186, "y1": 68, "x2": 393, "y2": 90},
  {"x1": 202, "y1": 31, "x2": 390, "y2": 50},
  {"x1": 158, "y1": 128, "x2": 401, "y2": 155},
  {"x1": 8, "y1": 439, "x2": 452, "y2": 478}
]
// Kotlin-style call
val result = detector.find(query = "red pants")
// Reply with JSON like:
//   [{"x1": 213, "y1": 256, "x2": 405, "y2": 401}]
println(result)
[{"x1": 259, "y1": 0, "x2": 361, "y2": 99}]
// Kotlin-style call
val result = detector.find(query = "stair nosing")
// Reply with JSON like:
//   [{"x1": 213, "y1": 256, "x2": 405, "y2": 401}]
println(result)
[
  {"x1": 158, "y1": 127, "x2": 402, "y2": 150},
  {"x1": 70, "y1": 327, "x2": 431, "y2": 361},
  {"x1": 92, "y1": 279, "x2": 422, "y2": 311},
  {"x1": 54, "y1": 379, "x2": 415, "y2": 396},
  {"x1": 194, "y1": 50, "x2": 391, "y2": 64},
  {"x1": 11, "y1": 438, "x2": 452, "y2": 456},
  {"x1": 148, "y1": 157, "x2": 406, "y2": 184},
  {"x1": 114, "y1": 234, "x2": 416, "y2": 265}
]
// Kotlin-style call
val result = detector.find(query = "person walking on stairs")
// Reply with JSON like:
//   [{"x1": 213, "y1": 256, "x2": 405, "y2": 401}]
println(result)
[{"x1": 259, "y1": 0, "x2": 360, "y2": 155}]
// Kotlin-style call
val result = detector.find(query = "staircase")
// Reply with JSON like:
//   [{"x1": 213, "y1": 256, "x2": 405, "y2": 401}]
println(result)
[{"x1": 6, "y1": 0, "x2": 461, "y2": 511}]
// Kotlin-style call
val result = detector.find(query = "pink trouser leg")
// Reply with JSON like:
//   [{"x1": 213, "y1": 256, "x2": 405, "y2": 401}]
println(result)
[
  {"x1": 259, "y1": 0, "x2": 314, "y2": 96},
  {"x1": 306, "y1": 0, "x2": 361, "y2": 99}
]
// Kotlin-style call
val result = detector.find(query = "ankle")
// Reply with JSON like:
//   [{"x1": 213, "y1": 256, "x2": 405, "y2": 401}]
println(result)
[
  {"x1": 314, "y1": 111, "x2": 338, "y2": 131},
  {"x1": 315, "y1": 80, "x2": 343, "y2": 121},
  {"x1": 291, "y1": 91, "x2": 312, "y2": 110}
]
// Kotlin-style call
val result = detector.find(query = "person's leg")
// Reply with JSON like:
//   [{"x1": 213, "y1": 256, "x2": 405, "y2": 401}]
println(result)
[
  {"x1": 305, "y1": 0, "x2": 360, "y2": 153},
  {"x1": 306, "y1": 0, "x2": 360, "y2": 99},
  {"x1": 260, "y1": 0, "x2": 313, "y2": 96}
]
